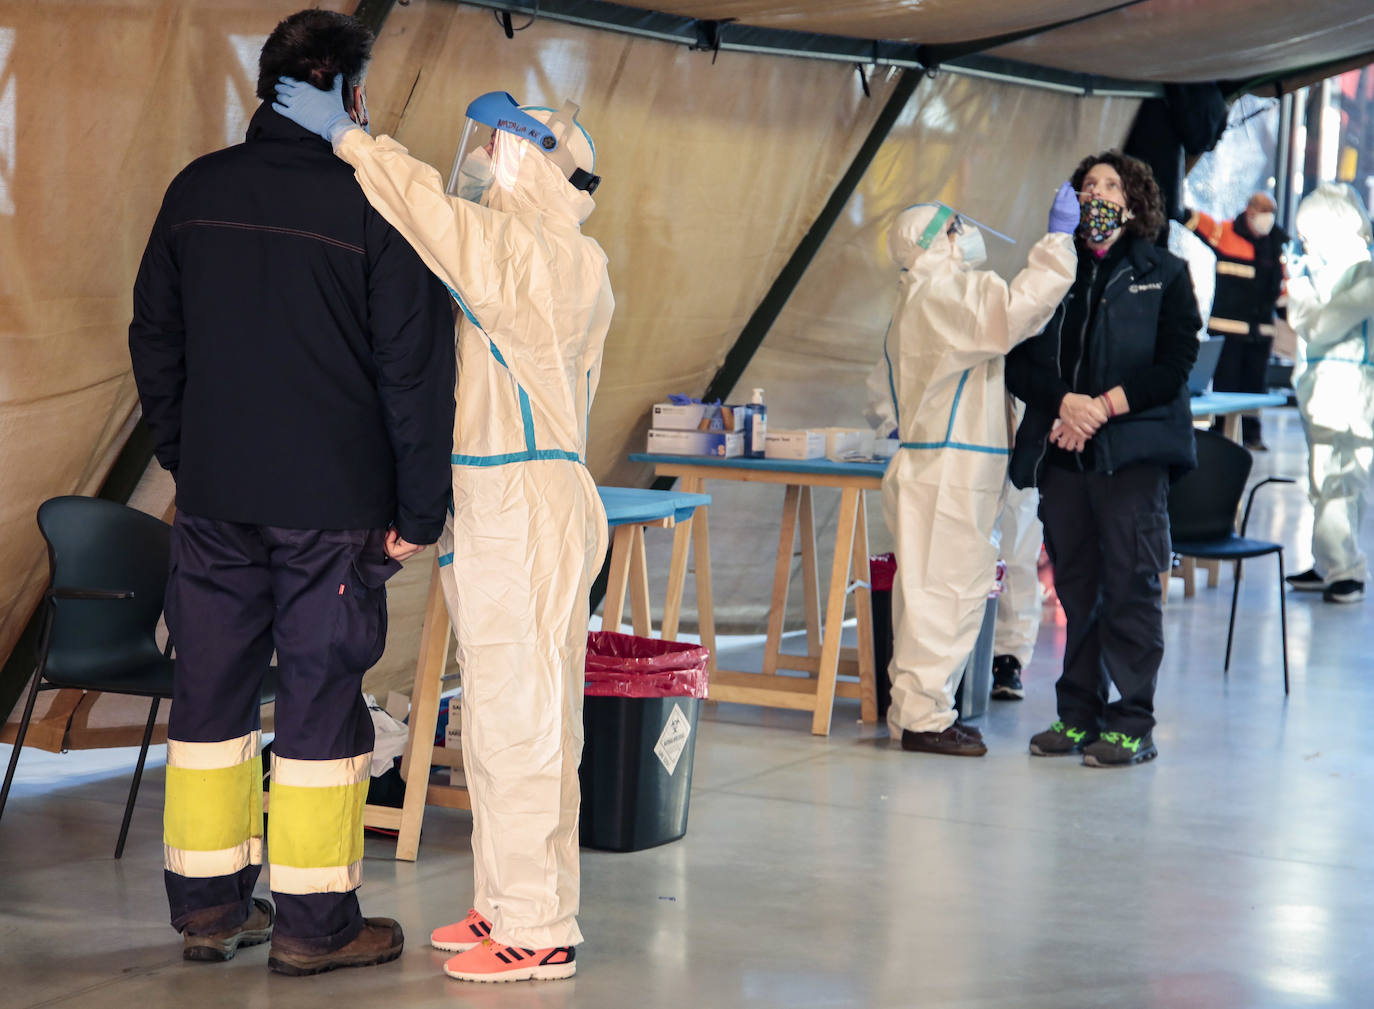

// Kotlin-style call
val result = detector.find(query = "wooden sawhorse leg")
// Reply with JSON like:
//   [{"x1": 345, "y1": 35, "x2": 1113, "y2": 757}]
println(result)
[
  {"x1": 361, "y1": 557, "x2": 461, "y2": 861},
  {"x1": 812, "y1": 487, "x2": 863, "y2": 736}
]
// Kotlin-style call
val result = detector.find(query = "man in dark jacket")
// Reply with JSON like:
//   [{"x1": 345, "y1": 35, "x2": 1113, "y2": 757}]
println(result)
[
  {"x1": 1183, "y1": 193, "x2": 1287, "y2": 449},
  {"x1": 1006, "y1": 151, "x2": 1200, "y2": 769},
  {"x1": 128, "y1": 11, "x2": 454, "y2": 975}
]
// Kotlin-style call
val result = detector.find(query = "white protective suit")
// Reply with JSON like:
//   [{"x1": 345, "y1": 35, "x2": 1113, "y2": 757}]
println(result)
[
  {"x1": 868, "y1": 360, "x2": 1044, "y2": 667},
  {"x1": 333, "y1": 122, "x2": 612, "y2": 948},
  {"x1": 1289, "y1": 183, "x2": 1374, "y2": 585},
  {"x1": 882, "y1": 205, "x2": 1075, "y2": 735},
  {"x1": 992, "y1": 477, "x2": 1044, "y2": 666}
]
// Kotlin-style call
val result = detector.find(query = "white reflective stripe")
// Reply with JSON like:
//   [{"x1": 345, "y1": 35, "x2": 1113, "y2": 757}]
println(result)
[
  {"x1": 167, "y1": 731, "x2": 261, "y2": 771},
  {"x1": 164, "y1": 837, "x2": 263, "y2": 878},
  {"x1": 1257, "y1": 323, "x2": 1276, "y2": 337},
  {"x1": 269, "y1": 861, "x2": 363, "y2": 895},
  {"x1": 270, "y1": 753, "x2": 371, "y2": 788},
  {"x1": 1217, "y1": 261, "x2": 1257, "y2": 278},
  {"x1": 1208, "y1": 317, "x2": 1250, "y2": 335}
]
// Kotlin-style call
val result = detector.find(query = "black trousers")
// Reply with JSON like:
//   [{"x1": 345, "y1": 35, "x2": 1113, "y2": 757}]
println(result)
[
  {"x1": 163, "y1": 513, "x2": 398, "y2": 949},
  {"x1": 1039, "y1": 464, "x2": 1171, "y2": 737},
  {"x1": 1211, "y1": 334, "x2": 1273, "y2": 444}
]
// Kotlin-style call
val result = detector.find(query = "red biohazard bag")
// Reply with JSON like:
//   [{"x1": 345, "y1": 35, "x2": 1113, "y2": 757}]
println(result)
[
  {"x1": 584, "y1": 631, "x2": 710, "y2": 699},
  {"x1": 869, "y1": 553, "x2": 896, "y2": 593}
]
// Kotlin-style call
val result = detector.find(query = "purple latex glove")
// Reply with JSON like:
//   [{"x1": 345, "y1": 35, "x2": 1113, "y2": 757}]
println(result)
[{"x1": 1048, "y1": 181, "x2": 1079, "y2": 235}]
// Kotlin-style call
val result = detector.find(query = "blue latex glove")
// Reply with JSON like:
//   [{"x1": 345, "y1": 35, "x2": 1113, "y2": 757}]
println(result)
[
  {"x1": 1048, "y1": 180, "x2": 1079, "y2": 235},
  {"x1": 272, "y1": 75, "x2": 359, "y2": 145}
]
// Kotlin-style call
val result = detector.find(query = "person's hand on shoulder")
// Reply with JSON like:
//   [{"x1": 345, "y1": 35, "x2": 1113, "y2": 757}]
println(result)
[{"x1": 273, "y1": 75, "x2": 360, "y2": 146}]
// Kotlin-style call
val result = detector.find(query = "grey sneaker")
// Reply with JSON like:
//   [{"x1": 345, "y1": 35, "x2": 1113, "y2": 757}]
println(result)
[
  {"x1": 1322, "y1": 580, "x2": 1365, "y2": 604},
  {"x1": 1082, "y1": 731, "x2": 1158, "y2": 767},
  {"x1": 1285, "y1": 568, "x2": 1327, "y2": 592},
  {"x1": 1029, "y1": 721, "x2": 1096, "y2": 756},
  {"x1": 991, "y1": 655, "x2": 1025, "y2": 700}
]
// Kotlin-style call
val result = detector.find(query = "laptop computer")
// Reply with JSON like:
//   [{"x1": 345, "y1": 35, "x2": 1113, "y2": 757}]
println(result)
[{"x1": 1187, "y1": 337, "x2": 1225, "y2": 396}]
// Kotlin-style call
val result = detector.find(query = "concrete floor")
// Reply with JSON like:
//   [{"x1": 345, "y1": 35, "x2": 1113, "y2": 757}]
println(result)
[{"x1": 4, "y1": 408, "x2": 1373, "y2": 1008}]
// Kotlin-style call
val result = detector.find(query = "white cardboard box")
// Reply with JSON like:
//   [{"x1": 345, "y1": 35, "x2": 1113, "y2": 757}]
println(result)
[
  {"x1": 821, "y1": 427, "x2": 876, "y2": 462},
  {"x1": 764, "y1": 429, "x2": 827, "y2": 460},
  {"x1": 647, "y1": 428, "x2": 745, "y2": 458},
  {"x1": 651, "y1": 402, "x2": 743, "y2": 432}
]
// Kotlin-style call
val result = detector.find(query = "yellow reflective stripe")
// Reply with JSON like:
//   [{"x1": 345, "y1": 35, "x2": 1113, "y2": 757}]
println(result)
[
  {"x1": 1217, "y1": 261, "x2": 1257, "y2": 278},
  {"x1": 167, "y1": 731, "x2": 260, "y2": 771},
  {"x1": 1208, "y1": 317, "x2": 1250, "y2": 335},
  {"x1": 269, "y1": 861, "x2": 364, "y2": 896},
  {"x1": 164, "y1": 755, "x2": 263, "y2": 852},
  {"x1": 267, "y1": 779, "x2": 368, "y2": 870},
  {"x1": 271, "y1": 753, "x2": 370, "y2": 788},
  {"x1": 164, "y1": 837, "x2": 263, "y2": 878}
]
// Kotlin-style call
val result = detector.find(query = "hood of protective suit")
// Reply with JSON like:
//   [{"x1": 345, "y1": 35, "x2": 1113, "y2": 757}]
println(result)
[
  {"x1": 483, "y1": 125, "x2": 597, "y2": 224},
  {"x1": 888, "y1": 204, "x2": 977, "y2": 272},
  {"x1": 1296, "y1": 183, "x2": 1373, "y2": 290}
]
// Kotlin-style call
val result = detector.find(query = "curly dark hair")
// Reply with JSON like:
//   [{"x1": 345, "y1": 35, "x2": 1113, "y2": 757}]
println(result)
[
  {"x1": 256, "y1": 10, "x2": 374, "y2": 102},
  {"x1": 1070, "y1": 150, "x2": 1166, "y2": 242}
]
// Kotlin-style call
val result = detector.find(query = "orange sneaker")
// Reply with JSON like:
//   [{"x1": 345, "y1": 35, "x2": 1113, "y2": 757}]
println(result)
[
  {"x1": 430, "y1": 909, "x2": 493, "y2": 952},
  {"x1": 442, "y1": 938, "x2": 576, "y2": 983}
]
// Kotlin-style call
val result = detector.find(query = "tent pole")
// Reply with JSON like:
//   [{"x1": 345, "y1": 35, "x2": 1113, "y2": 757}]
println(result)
[
  {"x1": 587, "y1": 68, "x2": 920, "y2": 612},
  {"x1": 674, "y1": 66, "x2": 921, "y2": 461}
]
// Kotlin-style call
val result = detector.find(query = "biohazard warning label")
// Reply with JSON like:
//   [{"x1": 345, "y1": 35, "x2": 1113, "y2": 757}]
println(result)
[{"x1": 653, "y1": 703, "x2": 693, "y2": 776}]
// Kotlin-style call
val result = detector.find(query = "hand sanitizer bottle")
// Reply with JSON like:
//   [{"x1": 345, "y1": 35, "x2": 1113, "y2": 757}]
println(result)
[{"x1": 748, "y1": 388, "x2": 767, "y2": 457}]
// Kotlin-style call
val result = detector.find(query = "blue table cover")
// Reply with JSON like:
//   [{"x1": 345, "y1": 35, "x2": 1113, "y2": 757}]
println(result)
[{"x1": 598, "y1": 486, "x2": 712, "y2": 528}]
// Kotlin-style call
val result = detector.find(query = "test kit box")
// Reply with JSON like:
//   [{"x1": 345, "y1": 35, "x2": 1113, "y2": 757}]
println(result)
[
  {"x1": 647, "y1": 428, "x2": 745, "y2": 458},
  {"x1": 764, "y1": 429, "x2": 826, "y2": 460},
  {"x1": 651, "y1": 402, "x2": 743, "y2": 432}
]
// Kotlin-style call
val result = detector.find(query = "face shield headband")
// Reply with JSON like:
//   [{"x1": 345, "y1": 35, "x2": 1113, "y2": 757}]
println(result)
[{"x1": 461, "y1": 92, "x2": 600, "y2": 194}]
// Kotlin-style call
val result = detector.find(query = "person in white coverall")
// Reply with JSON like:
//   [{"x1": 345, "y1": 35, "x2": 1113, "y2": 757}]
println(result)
[
  {"x1": 274, "y1": 77, "x2": 611, "y2": 983},
  {"x1": 1284, "y1": 182, "x2": 1374, "y2": 605},
  {"x1": 883, "y1": 191, "x2": 1078, "y2": 756},
  {"x1": 990, "y1": 466, "x2": 1044, "y2": 700},
  {"x1": 864, "y1": 369, "x2": 1044, "y2": 704}
]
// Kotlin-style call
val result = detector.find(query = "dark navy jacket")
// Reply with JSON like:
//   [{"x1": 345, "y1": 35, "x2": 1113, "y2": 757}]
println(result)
[
  {"x1": 1006, "y1": 236, "x2": 1202, "y2": 489},
  {"x1": 129, "y1": 104, "x2": 456, "y2": 543}
]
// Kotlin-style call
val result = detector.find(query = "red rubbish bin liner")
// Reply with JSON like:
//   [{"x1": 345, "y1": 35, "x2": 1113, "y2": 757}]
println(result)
[
  {"x1": 584, "y1": 631, "x2": 709, "y2": 698},
  {"x1": 870, "y1": 553, "x2": 896, "y2": 593},
  {"x1": 581, "y1": 631, "x2": 710, "y2": 852}
]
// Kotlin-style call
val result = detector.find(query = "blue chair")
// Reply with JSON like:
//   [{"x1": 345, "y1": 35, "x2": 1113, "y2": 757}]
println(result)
[{"x1": 1167, "y1": 431, "x2": 1295, "y2": 694}]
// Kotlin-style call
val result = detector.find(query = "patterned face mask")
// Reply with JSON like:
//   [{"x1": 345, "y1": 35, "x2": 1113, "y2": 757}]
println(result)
[{"x1": 1079, "y1": 197, "x2": 1128, "y2": 243}]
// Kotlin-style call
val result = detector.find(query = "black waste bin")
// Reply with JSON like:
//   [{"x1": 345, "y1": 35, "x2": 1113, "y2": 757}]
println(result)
[
  {"x1": 869, "y1": 554, "x2": 896, "y2": 718},
  {"x1": 580, "y1": 631, "x2": 710, "y2": 852}
]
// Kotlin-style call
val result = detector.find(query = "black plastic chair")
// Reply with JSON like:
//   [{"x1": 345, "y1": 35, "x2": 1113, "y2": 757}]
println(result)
[
  {"x1": 1167, "y1": 431, "x2": 1295, "y2": 694},
  {"x1": 0, "y1": 497, "x2": 273, "y2": 857}
]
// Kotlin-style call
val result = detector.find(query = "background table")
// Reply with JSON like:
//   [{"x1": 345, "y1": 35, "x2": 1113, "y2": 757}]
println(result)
[
  {"x1": 600, "y1": 486, "x2": 712, "y2": 637},
  {"x1": 629, "y1": 454, "x2": 885, "y2": 736}
]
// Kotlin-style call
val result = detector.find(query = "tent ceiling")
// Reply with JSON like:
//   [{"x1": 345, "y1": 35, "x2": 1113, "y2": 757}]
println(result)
[{"x1": 614, "y1": 0, "x2": 1374, "y2": 83}]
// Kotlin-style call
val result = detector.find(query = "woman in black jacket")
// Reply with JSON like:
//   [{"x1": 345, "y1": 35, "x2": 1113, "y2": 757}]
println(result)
[{"x1": 1006, "y1": 150, "x2": 1201, "y2": 767}]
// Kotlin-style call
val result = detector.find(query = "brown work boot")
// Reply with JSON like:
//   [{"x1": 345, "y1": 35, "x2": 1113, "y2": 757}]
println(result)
[
  {"x1": 183, "y1": 898, "x2": 274, "y2": 962},
  {"x1": 900, "y1": 722, "x2": 987, "y2": 757},
  {"x1": 268, "y1": 917, "x2": 405, "y2": 977}
]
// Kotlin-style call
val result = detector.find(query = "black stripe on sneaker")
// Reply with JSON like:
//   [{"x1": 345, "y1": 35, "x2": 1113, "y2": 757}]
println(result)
[
  {"x1": 539, "y1": 948, "x2": 574, "y2": 965},
  {"x1": 478, "y1": 921, "x2": 491, "y2": 935},
  {"x1": 495, "y1": 951, "x2": 512, "y2": 963}
]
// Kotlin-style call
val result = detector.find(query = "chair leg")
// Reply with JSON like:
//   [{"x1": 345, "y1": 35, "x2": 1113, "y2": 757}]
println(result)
[
  {"x1": 1278, "y1": 552, "x2": 1290, "y2": 696},
  {"x1": 115, "y1": 696, "x2": 161, "y2": 859},
  {"x1": 1224, "y1": 559, "x2": 1243, "y2": 673},
  {"x1": 0, "y1": 670, "x2": 49, "y2": 823}
]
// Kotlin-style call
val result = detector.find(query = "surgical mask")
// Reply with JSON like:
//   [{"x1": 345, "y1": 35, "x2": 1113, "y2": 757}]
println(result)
[
  {"x1": 1250, "y1": 212, "x2": 1275, "y2": 237},
  {"x1": 955, "y1": 227, "x2": 987, "y2": 268},
  {"x1": 455, "y1": 147, "x2": 494, "y2": 203},
  {"x1": 1079, "y1": 197, "x2": 1128, "y2": 243}
]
